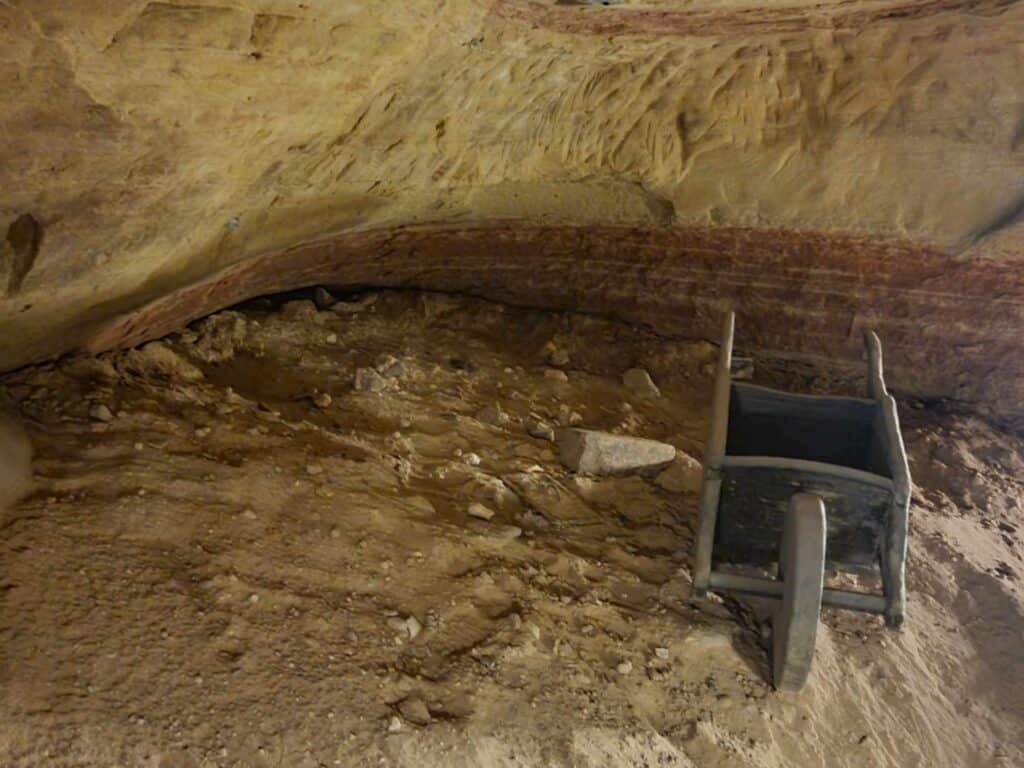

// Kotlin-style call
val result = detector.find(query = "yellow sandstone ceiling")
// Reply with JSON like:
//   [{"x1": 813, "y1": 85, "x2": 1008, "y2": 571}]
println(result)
[{"x1": 1, "y1": 1, "x2": 1022, "y2": 411}]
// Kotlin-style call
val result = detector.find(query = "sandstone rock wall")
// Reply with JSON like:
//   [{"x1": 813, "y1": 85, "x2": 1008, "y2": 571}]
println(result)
[{"x1": 1, "y1": 1, "x2": 1022, "y2": 411}]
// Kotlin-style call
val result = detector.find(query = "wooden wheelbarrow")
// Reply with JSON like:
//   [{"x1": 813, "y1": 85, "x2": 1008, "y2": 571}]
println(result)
[{"x1": 692, "y1": 313, "x2": 911, "y2": 691}]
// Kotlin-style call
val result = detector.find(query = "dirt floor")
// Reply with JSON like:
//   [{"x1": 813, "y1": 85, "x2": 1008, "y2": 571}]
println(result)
[{"x1": 0, "y1": 290, "x2": 1021, "y2": 767}]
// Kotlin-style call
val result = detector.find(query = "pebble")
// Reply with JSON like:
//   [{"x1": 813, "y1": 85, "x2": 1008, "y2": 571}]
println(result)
[
  {"x1": 397, "y1": 697, "x2": 431, "y2": 726},
  {"x1": 354, "y1": 367, "x2": 387, "y2": 392},
  {"x1": 527, "y1": 420, "x2": 555, "y2": 442},
  {"x1": 334, "y1": 293, "x2": 378, "y2": 314},
  {"x1": 654, "y1": 647, "x2": 670, "y2": 660},
  {"x1": 730, "y1": 356, "x2": 754, "y2": 380},
  {"x1": 313, "y1": 287, "x2": 336, "y2": 309},
  {"x1": 623, "y1": 368, "x2": 661, "y2": 399},
  {"x1": 386, "y1": 716, "x2": 403, "y2": 734},
  {"x1": 404, "y1": 616, "x2": 423, "y2": 640},
  {"x1": 194, "y1": 426, "x2": 212, "y2": 438},
  {"x1": 375, "y1": 354, "x2": 406, "y2": 379},
  {"x1": 543, "y1": 368, "x2": 569, "y2": 383},
  {"x1": 616, "y1": 660, "x2": 633, "y2": 675},
  {"x1": 468, "y1": 502, "x2": 495, "y2": 521},
  {"x1": 306, "y1": 464, "x2": 323, "y2": 476},
  {"x1": 464, "y1": 453, "x2": 482, "y2": 467},
  {"x1": 325, "y1": 333, "x2": 338, "y2": 344},
  {"x1": 557, "y1": 405, "x2": 583, "y2": 427},
  {"x1": 89, "y1": 404, "x2": 114, "y2": 422},
  {"x1": 476, "y1": 403, "x2": 510, "y2": 426},
  {"x1": 313, "y1": 392, "x2": 333, "y2": 408}
]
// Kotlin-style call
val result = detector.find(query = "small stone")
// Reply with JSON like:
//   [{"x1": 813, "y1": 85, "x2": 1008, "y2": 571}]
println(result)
[
  {"x1": 654, "y1": 647, "x2": 670, "y2": 660},
  {"x1": 543, "y1": 368, "x2": 569, "y2": 383},
  {"x1": 133, "y1": 442, "x2": 144, "y2": 451},
  {"x1": 558, "y1": 429, "x2": 675, "y2": 475},
  {"x1": 375, "y1": 354, "x2": 406, "y2": 379},
  {"x1": 464, "y1": 452, "x2": 482, "y2": 467},
  {"x1": 397, "y1": 697, "x2": 431, "y2": 726},
  {"x1": 556, "y1": 405, "x2": 583, "y2": 427},
  {"x1": 330, "y1": 527, "x2": 341, "y2": 539},
  {"x1": 623, "y1": 368, "x2": 661, "y2": 399},
  {"x1": 527, "y1": 420, "x2": 555, "y2": 442},
  {"x1": 242, "y1": 508, "x2": 257, "y2": 520},
  {"x1": 194, "y1": 426, "x2": 212, "y2": 438},
  {"x1": 386, "y1": 716, "x2": 403, "y2": 733},
  {"x1": 730, "y1": 356, "x2": 754, "y2": 380},
  {"x1": 248, "y1": 594, "x2": 260, "y2": 604},
  {"x1": 313, "y1": 287, "x2": 336, "y2": 309},
  {"x1": 616, "y1": 660, "x2": 633, "y2": 675},
  {"x1": 404, "y1": 616, "x2": 423, "y2": 640},
  {"x1": 476, "y1": 403, "x2": 510, "y2": 426},
  {"x1": 655, "y1": 453, "x2": 704, "y2": 494},
  {"x1": 306, "y1": 464, "x2": 323, "y2": 476},
  {"x1": 313, "y1": 392, "x2": 332, "y2": 408},
  {"x1": 527, "y1": 623, "x2": 541, "y2": 641},
  {"x1": 354, "y1": 367, "x2": 387, "y2": 392},
  {"x1": 122, "y1": 342, "x2": 205, "y2": 382},
  {"x1": 468, "y1": 502, "x2": 495, "y2": 521},
  {"x1": 325, "y1": 333, "x2": 338, "y2": 344},
  {"x1": 334, "y1": 293, "x2": 378, "y2": 314},
  {"x1": 89, "y1": 404, "x2": 114, "y2": 422}
]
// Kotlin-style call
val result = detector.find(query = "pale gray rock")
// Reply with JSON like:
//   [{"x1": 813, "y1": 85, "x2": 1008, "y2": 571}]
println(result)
[
  {"x1": 354, "y1": 367, "x2": 387, "y2": 392},
  {"x1": 622, "y1": 368, "x2": 661, "y2": 399},
  {"x1": 558, "y1": 429, "x2": 675, "y2": 475}
]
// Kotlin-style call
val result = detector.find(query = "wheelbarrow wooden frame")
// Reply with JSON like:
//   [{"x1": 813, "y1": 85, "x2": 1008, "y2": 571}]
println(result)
[{"x1": 692, "y1": 312, "x2": 911, "y2": 689}]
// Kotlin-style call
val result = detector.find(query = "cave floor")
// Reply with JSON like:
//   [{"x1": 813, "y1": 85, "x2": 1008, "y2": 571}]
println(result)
[{"x1": 0, "y1": 291, "x2": 1022, "y2": 768}]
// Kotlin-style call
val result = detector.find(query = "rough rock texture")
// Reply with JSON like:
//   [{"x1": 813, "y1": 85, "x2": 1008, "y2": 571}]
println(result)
[
  {"x1": 1, "y1": 1, "x2": 1022, "y2": 413},
  {"x1": 559, "y1": 428, "x2": 677, "y2": 475}
]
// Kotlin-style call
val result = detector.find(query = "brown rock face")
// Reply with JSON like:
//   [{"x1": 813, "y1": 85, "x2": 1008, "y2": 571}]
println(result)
[{"x1": 0, "y1": 1, "x2": 1021, "y2": 413}]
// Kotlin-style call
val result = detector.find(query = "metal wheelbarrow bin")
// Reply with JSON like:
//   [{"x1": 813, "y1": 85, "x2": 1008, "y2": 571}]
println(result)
[{"x1": 692, "y1": 313, "x2": 911, "y2": 691}]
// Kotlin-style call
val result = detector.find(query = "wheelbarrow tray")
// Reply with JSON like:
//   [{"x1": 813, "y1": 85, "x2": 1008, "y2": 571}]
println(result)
[
  {"x1": 715, "y1": 383, "x2": 898, "y2": 573},
  {"x1": 692, "y1": 313, "x2": 911, "y2": 639}
]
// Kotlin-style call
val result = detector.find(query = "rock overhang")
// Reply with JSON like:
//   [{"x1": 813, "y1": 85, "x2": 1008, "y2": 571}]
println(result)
[{"x1": 1, "y1": 0, "x2": 1022, "y2": 414}]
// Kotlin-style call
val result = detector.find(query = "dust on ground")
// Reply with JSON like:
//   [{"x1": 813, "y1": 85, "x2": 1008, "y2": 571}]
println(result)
[{"x1": 0, "y1": 290, "x2": 1021, "y2": 767}]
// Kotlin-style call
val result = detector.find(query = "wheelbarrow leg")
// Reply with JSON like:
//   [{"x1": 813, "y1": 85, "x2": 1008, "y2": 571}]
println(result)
[{"x1": 773, "y1": 493, "x2": 826, "y2": 692}]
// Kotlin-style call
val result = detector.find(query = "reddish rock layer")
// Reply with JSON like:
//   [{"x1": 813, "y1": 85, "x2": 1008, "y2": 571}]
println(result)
[
  {"x1": 493, "y1": 0, "x2": 1006, "y2": 37},
  {"x1": 85, "y1": 224, "x2": 1024, "y2": 416}
]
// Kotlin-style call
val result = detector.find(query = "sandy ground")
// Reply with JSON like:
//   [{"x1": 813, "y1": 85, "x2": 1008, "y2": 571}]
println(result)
[{"x1": 0, "y1": 290, "x2": 1021, "y2": 767}]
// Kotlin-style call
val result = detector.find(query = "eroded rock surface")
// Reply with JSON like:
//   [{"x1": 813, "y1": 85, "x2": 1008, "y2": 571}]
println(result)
[{"x1": 0, "y1": 1, "x2": 1022, "y2": 416}]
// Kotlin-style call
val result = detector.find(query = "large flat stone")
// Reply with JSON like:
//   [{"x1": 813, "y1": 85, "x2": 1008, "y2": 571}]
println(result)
[{"x1": 557, "y1": 429, "x2": 676, "y2": 476}]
